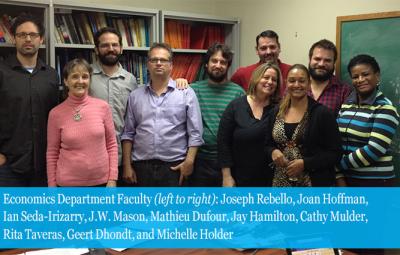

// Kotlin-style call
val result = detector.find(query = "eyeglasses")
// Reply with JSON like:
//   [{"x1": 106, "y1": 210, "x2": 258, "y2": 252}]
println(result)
[
  {"x1": 148, "y1": 58, "x2": 171, "y2": 64},
  {"x1": 15, "y1": 32, "x2": 41, "y2": 39},
  {"x1": 98, "y1": 43, "x2": 121, "y2": 49}
]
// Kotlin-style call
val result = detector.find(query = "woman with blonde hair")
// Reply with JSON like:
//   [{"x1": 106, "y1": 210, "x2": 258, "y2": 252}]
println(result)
[
  {"x1": 265, "y1": 64, "x2": 341, "y2": 186},
  {"x1": 218, "y1": 62, "x2": 281, "y2": 186}
]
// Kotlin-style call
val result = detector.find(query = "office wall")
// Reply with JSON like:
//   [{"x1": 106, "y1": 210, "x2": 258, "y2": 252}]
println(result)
[
  {"x1": 83, "y1": 0, "x2": 219, "y2": 17},
  {"x1": 215, "y1": 0, "x2": 400, "y2": 67},
  {"x1": 92, "y1": 0, "x2": 400, "y2": 67}
]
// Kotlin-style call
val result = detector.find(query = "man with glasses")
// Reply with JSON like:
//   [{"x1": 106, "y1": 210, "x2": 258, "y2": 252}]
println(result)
[
  {"x1": 0, "y1": 13, "x2": 59, "y2": 186},
  {"x1": 121, "y1": 43, "x2": 203, "y2": 187},
  {"x1": 90, "y1": 27, "x2": 190, "y2": 186}
]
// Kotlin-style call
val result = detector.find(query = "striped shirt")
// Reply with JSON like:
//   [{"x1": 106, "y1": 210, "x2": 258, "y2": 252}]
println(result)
[
  {"x1": 337, "y1": 89, "x2": 399, "y2": 179},
  {"x1": 191, "y1": 80, "x2": 245, "y2": 160}
]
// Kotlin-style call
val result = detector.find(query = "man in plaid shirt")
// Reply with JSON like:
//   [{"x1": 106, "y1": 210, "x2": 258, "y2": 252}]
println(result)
[{"x1": 308, "y1": 39, "x2": 351, "y2": 116}]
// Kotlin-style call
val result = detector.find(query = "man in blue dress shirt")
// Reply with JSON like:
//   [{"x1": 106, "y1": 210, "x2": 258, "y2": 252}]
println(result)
[{"x1": 121, "y1": 43, "x2": 203, "y2": 186}]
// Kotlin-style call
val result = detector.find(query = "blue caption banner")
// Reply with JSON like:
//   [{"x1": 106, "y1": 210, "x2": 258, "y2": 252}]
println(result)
[{"x1": 0, "y1": 187, "x2": 399, "y2": 248}]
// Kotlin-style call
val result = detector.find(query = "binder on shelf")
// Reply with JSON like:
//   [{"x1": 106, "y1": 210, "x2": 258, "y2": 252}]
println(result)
[
  {"x1": 190, "y1": 25, "x2": 207, "y2": 49},
  {"x1": 128, "y1": 18, "x2": 139, "y2": 47},
  {"x1": 55, "y1": 14, "x2": 71, "y2": 44},
  {"x1": 171, "y1": 54, "x2": 203, "y2": 83},
  {"x1": 80, "y1": 13, "x2": 94, "y2": 44},
  {"x1": 116, "y1": 19, "x2": 129, "y2": 47},
  {"x1": 138, "y1": 18, "x2": 147, "y2": 47}
]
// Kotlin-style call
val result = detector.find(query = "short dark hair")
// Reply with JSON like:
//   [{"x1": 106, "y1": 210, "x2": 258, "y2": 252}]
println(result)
[
  {"x1": 347, "y1": 54, "x2": 380, "y2": 75},
  {"x1": 94, "y1": 27, "x2": 122, "y2": 48},
  {"x1": 11, "y1": 13, "x2": 44, "y2": 37},
  {"x1": 256, "y1": 30, "x2": 280, "y2": 47},
  {"x1": 62, "y1": 58, "x2": 93, "y2": 80},
  {"x1": 204, "y1": 43, "x2": 233, "y2": 67},
  {"x1": 148, "y1": 42, "x2": 173, "y2": 60},
  {"x1": 308, "y1": 39, "x2": 337, "y2": 62}
]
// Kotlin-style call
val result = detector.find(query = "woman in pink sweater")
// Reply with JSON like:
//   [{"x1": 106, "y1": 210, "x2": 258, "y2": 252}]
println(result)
[{"x1": 47, "y1": 58, "x2": 118, "y2": 187}]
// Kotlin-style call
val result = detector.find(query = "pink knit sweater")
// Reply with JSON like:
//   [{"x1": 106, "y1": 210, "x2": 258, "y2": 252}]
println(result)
[{"x1": 46, "y1": 94, "x2": 118, "y2": 186}]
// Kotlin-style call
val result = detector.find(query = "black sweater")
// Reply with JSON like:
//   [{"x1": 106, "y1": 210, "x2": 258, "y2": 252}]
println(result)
[{"x1": 217, "y1": 96, "x2": 275, "y2": 186}]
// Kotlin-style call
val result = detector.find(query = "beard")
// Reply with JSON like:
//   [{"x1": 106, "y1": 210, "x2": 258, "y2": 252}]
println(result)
[
  {"x1": 98, "y1": 52, "x2": 121, "y2": 66},
  {"x1": 18, "y1": 46, "x2": 39, "y2": 57},
  {"x1": 207, "y1": 68, "x2": 227, "y2": 83},
  {"x1": 309, "y1": 64, "x2": 334, "y2": 82}
]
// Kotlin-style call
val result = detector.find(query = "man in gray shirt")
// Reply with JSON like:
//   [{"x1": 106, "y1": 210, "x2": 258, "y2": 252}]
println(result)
[
  {"x1": 89, "y1": 27, "x2": 137, "y2": 185},
  {"x1": 90, "y1": 28, "x2": 189, "y2": 186}
]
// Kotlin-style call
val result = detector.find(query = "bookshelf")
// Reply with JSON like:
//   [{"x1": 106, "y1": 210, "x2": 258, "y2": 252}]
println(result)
[
  {"x1": 0, "y1": 0, "x2": 50, "y2": 63},
  {"x1": 160, "y1": 11, "x2": 240, "y2": 83},
  {"x1": 0, "y1": 1, "x2": 241, "y2": 85},
  {"x1": 50, "y1": 0, "x2": 159, "y2": 84}
]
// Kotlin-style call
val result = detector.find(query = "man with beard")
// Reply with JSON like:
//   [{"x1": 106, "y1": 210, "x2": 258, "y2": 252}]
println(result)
[
  {"x1": 231, "y1": 30, "x2": 290, "y2": 96},
  {"x1": 189, "y1": 43, "x2": 245, "y2": 186},
  {"x1": 0, "y1": 13, "x2": 59, "y2": 186},
  {"x1": 308, "y1": 39, "x2": 351, "y2": 116},
  {"x1": 90, "y1": 27, "x2": 138, "y2": 186},
  {"x1": 90, "y1": 28, "x2": 189, "y2": 186}
]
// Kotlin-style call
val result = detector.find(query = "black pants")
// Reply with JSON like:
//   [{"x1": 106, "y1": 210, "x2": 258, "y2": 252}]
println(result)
[
  {"x1": 189, "y1": 157, "x2": 222, "y2": 187},
  {"x1": 132, "y1": 159, "x2": 182, "y2": 187},
  {"x1": 0, "y1": 163, "x2": 47, "y2": 187},
  {"x1": 346, "y1": 177, "x2": 395, "y2": 187}
]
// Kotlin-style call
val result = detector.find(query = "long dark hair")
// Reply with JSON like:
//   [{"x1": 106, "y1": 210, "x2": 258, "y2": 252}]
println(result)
[{"x1": 277, "y1": 64, "x2": 310, "y2": 118}]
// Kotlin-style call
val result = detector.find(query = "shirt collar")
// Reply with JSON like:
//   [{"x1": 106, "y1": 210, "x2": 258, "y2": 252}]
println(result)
[
  {"x1": 346, "y1": 88, "x2": 379, "y2": 105},
  {"x1": 146, "y1": 78, "x2": 176, "y2": 91},
  {"x1": 8, "y1": 55, "x2": 46, "y2": 71},
  {"x1": 92, "y1": 61, "x2": 126, "y2": 79}
]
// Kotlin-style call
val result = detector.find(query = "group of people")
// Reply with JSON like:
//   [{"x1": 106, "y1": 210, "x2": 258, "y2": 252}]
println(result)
[{"x1": 0, "y1": 13, "x2": 399, "y2": 192}]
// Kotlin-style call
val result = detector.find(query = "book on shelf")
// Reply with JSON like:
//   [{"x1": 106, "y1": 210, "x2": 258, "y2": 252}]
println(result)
[
  {"x1": 96, "y1": 13, "x2": 108, "y2": 29},
  {"x1": 128, "y1": 19, "x2": 139, "y2": 47},
  {"x1": 79, "y1": 13, "x2": 94, "y2": 44},
  {"x1": 119, "y1": 52, "x2": 149, "y2": 85},
  {"x1": 53, "y1": 15, "x2": 63, "y2": 43},
  {"x1": 55, "y1": 14, "x2": 71, "y2": 44},
  {"x1": 63, "y1": 14, "x2": 80, "y2": 44},
  {"x1": 190, "y1": 25, "x2": 207, "y2": 49},
  {"x1": 171, "y1": 54, "x2": 203, "y2": 83},
  {"x1": 116, "y1": 19, "x2": 129, "y2": 47},
  {"x1": 72, "y1": 13, "x2": 87, "y2": 44},
  {"x1": 165, "y1": 19, "x2": 226, "y2": 50},
  {"x1": 122, "y1": 19, "x2": 133, "y2": 47},
  {"x1": 86, "y1": 12, "x2": 98, "y2": 36}
]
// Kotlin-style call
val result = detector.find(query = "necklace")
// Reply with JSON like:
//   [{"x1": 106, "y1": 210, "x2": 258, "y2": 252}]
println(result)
[{"x1": 73, "y1": 105, "x2": 85, "y2": 121}]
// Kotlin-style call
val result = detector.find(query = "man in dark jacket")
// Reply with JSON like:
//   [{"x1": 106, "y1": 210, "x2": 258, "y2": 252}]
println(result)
[{"x1": 0, "y1": 13, "x2": 59, "y2": 186}]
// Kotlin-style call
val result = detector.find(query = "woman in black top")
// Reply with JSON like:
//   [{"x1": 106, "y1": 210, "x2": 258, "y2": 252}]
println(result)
[
  {"x1": 265, "y1": 64, "x2": 341, "y2": 187},
  {"x1": 217, "y1": 62, "x2": 281, "y2": 186}
]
